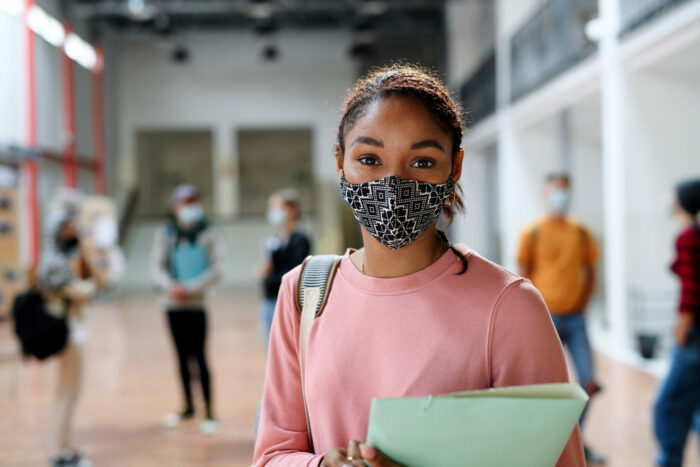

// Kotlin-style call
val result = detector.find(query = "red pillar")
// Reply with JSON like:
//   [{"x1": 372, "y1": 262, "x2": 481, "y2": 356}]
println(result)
[
  {"x1": 91, "y1": 47, "x2": 105, "y2": 195},
  {"x1": 62, "y1": 22, "x2": 77, "y2": 188},
  {"x1": 23, "y1": 0, "x2": 40, "y2": 265}
]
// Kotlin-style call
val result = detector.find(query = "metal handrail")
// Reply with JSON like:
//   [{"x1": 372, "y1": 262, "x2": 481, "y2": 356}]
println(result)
[
  {"x1": 619, "y1": 0, "x2": 692, "y2": 36},
  {"x1": 459, "y1": 50, "x2": 496, "y2": 126},
  {"x1": 510, "y1": 0, "x2": 598, "y2": 102}
]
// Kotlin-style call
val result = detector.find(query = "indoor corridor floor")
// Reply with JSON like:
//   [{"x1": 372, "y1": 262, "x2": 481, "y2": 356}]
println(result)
[{"x1": 0, "y1": 288, "x2": 698, "y2": 467}]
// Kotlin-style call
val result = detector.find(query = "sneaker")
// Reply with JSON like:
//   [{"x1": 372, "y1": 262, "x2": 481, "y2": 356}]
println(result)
[
  {"x1": 163, "y1": 409, "x2": 194, "y2": 428},
  {"x1": 51, "y1": 449, "x2": 92, "y2": 467},
  {"x1": 584, "y1": 445, "x2": 606, "y2": 464},
  {"x1": 200, "y1": 418, "x2": 219, "y2": 435}
]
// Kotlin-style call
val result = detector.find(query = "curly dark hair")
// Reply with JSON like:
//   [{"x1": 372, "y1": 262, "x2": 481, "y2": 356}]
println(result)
[{"x1": 337, "y1": 64, "x2": 468, "y2": 272}]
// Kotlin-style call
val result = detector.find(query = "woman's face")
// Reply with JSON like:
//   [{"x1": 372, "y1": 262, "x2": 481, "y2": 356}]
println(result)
[{"x1": 337, "y1": 96, "x2": 463, "y2": 184}]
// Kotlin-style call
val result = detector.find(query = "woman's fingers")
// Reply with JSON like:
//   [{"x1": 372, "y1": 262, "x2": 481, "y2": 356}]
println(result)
[
  {"x1": 321, "y1": 447, "x2": 349, "y2": 467},
  {"x1": 360, "y1": 444, "x2": 401, "y2": 467},
  {"x1": 346, "y1": 440, "x2": 365, "y2": 467}
]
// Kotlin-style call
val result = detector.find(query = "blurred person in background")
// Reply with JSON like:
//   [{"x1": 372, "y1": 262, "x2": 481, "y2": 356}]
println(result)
[
  {"x1": 517, "y1": 173, "x2": 604, "y2": 464},
  {"x1": 654, "y1": 178, "x2": 700, "y2": 467},
  {"x1": 254, "y1": 65, "x2": 585, "y2": 467},
  {"x1": 37, "y1": 190, "x2": 106, "y2": 467},
  {"x1": 258, "y1": 188, "x2": 310, "y2": 350},
  {"x1": 151, "y1": 184, "x2": 224, "y2": 435}
]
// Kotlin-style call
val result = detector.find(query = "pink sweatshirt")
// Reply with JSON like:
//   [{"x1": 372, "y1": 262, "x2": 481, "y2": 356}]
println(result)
[{"x1": 254, "y1": 245, "x2": 585, "y2": 466}]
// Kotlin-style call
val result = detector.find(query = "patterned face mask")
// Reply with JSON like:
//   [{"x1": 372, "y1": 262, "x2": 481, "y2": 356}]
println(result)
[{"x1": 340, "y1": 174, "x2": 455, "y2": 250}]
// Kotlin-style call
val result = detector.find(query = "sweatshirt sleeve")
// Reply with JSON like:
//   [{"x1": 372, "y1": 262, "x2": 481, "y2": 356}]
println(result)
[
  {"x1": 488, "y1": 279, "x2": 585, "y2": 467},
  {"x1": 254, "y1": 268, "x2": 324, "y2": 467},
  {"x1": 150, "y1": 226, "x2": 174, "y2": 292}
]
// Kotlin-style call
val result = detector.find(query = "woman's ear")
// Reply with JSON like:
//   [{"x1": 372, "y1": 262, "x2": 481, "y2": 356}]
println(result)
[
  {"x1": 452, "y1": 148, "x2": 464, "y2": 183},
  {"x1": 335, "y1": 145, "x2": 344, "y2": 180}
]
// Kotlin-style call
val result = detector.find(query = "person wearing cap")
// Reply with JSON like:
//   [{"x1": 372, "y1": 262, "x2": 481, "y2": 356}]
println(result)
[
  {"x1": 258, "y1": 188, "x2": 311, "y2": 350},
  {"x1": 151, "y1": 184, "x2": 225, "y2": 435},
  {"x1": 654, "y1": 178, "x2": 700, "y2": 467}
]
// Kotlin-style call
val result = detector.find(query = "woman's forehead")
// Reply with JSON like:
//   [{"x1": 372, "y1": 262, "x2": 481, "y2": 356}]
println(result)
[{"x1": 350, "y1": 96, "x2": 448, "y2": 136}]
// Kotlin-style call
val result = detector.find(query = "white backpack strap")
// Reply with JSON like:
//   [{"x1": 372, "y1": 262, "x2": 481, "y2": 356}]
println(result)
[{"x1": 296, "y1": 254, "x2": 342, "y2": 453}]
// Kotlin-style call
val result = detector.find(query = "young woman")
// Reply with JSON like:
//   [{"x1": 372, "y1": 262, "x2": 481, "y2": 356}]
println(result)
[
  {"x1": 259, "y1": 188, "x2": 311, "y2": 350},
  {"x1": 151, "y1": 184, "x2": 224, "y2": 435},
  {"x1": 654, "y1": 179, "x2": 700, "y2": 467},
  {"x1": 254, "y1": 65, "x2": 585, "y2": 466},
  {"x1": 38, "y1": 192, "x2": 102, "y2": 467}
]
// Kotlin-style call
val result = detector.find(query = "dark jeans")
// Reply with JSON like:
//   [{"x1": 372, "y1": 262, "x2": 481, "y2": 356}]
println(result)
[
  {"x1": 166, "y1": 309, "x2": 212, "y2": 416},
  {"x1": 654, "y1": 329, "x2": 700, "y2": 467},
  {"x1": 551, "y1": 313, "x2": 594, "y2": 427}
]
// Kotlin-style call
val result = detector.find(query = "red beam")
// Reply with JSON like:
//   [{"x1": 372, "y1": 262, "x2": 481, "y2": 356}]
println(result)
[
  {"x1": 24, "y1": 0, "x2": 39, "y2": 265},
  {"x1": 62, "y1": 22, "x2": 77, "y2": 188},
  {"x1": 92, "y1": 47, "x2": 106, "y2": 194}
]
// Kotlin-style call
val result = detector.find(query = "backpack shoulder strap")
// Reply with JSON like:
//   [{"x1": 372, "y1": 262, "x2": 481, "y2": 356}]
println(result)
[
  {"x1": 295, "y1": 254, "x2": 342, "y2": 453},
  {"x1": 295, "y1": 254, "x2": 342, "y2": 317},
  {"x1": 528, "y1": 224, "x2": 539, "y2": 268}
]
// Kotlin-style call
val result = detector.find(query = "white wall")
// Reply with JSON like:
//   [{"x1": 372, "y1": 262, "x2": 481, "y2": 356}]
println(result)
[
  {"x1": 452, "y1": 148, "x2": 490, "y2": 254},
  {"x1": 0, "y1": 9, "x2": 27, "y2": 146},
  {"x1": 624, "y1": 71, "x2": 700, "y2": 293}
]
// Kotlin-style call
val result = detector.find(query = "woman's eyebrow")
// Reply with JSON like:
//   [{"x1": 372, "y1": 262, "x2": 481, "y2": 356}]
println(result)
[
  {"x1": 351, "y1": 136, "x2": 384, "y2": 147},
  {"x1": 411, "y1": 139, "x2": 446, "y2": 152}
]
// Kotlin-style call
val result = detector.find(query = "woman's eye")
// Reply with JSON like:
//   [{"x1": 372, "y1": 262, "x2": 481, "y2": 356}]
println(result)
[
  {"x1": 359, "y1": 156, "x2": 380, "y2": 166},
  {"x1": 411, "y1": 159, "x2": 436, "y2": 169}
]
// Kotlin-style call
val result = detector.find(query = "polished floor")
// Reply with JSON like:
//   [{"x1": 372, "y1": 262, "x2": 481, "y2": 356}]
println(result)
[{"x1": 0, "y1": 288, "x2": 697, "y2": 467}]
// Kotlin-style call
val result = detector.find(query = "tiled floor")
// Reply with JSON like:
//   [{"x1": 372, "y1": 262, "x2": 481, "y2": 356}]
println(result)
[{"x1": 0, "y1": 288, "x2": 697, "y2": 466}]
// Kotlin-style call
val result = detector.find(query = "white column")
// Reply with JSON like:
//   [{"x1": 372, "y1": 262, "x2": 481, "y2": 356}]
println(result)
[
  {"x1": 214, "y1": 125, "x2": 235, "y2": 218},
  {"x1": 599, "y1": 0, "x2": 628, "y2": 348},
  {"x1": 496, "y1": 0, "x2": 517, "y2": 271}
]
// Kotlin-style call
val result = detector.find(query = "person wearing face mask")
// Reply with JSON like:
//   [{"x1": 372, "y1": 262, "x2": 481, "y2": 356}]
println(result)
[
  {"x1": 151, "y1": 184, "x2": 224, "y2": 435},
  {"x1": 253, "y1": 66, "x2": 585, "y2": 467},
  {"x1": 258, "y1": 188, "x2": 310, "y2": 350},
  {"x1": 36, "y1": 190, "x2": 105, "y2": 467},
  {"x1": 517, "y1": 173, "x2": 602, "y2": 463},
  {"x1": 653, "y1": 178, "x2": 700, "y2": 467}
]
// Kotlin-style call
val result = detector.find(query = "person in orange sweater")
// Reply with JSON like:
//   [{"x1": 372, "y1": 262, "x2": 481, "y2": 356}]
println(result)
[{"x1": 517, "y1": 173, "x2": 603, "y2": 463}]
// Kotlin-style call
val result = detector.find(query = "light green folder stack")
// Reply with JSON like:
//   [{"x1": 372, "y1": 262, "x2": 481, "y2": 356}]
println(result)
[{"x1": 365, "y1": 383, "x2": 588, "y2": 467}]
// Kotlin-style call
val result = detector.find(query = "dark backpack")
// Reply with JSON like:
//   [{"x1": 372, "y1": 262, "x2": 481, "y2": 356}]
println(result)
[{"x1": 12, "y1": 290, "x2": 69, "y2": 360}]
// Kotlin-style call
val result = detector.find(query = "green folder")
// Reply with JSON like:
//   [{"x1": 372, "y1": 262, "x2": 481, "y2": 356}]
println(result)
[{"x1": 365, "y1": 383, "x2": 588, "y2": 467}]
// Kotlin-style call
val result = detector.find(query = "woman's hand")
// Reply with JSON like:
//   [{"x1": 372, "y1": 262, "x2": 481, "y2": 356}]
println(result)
[
  {"x1": 675, "y1": 312, "x2": 695, "y2": 346},
  {"x1": 321, "y1": 440, "x2": 401, "y2": 467},
  {"x1": 360, "y1": 443, "x2": 402, "y2": 467},
  {"x1": 170, "y1": 284, "x2": 190, "y2": 301},
  {"x1": 257, "y1": 261, "x2": 273, "y2": 279}
]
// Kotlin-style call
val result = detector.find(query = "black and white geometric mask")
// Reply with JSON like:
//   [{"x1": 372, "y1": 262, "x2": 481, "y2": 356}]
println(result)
[{"x1": 340, "y1": 174, "x2": 455, "y2": 250}]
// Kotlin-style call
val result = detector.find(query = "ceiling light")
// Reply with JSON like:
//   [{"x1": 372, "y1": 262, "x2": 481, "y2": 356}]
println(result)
[
  {"x1": 254, "y1": 16, "x2": 277, "y2": 35},
  {"x1": 64, "y1": 33, "x2": 98, "y2": 70},
  {"x1": 27, "y1": 5, "x2": 65, "y2": 47},
  {"x1": 127, "y1": 0, "x2": 157, "y2": 21},
  {"x1": 249, "y1": 4, "x2": 273, "y2": 20},
  {"x1": 262, "y1": 43, "x2": 279, "y2": 62},
  {"x1": 171, "y1": 44, "x2": 190, "y2": 64},
  {"x1": 585, "y1": 17, "x2": 605, "y2": 42},
  {"x1": 358, "y1": 1, "x2": 387, "y2": 17}
]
